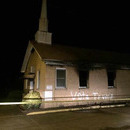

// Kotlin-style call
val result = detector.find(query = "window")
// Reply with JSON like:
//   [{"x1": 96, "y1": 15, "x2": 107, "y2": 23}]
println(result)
[
  {"x1": 79, "y1": 70, "x2": 89, "y2": 88},
  {"x1": 56, "y1": 69, "x2": 66, "y2": 88},
  {"x1": 107, "y1": 70, "x2": 116, "y2": 88},
  {"x1": 37, "y1": 71, "x2": 40, "y2": 89}
]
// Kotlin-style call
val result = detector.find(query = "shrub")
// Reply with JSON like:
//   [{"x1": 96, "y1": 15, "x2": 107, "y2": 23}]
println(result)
[{"x1": 20, "y1": 91, "x2": 42, "y2": 110}]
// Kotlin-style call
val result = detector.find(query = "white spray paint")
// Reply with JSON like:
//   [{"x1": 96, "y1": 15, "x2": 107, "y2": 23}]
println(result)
[
  {"x1": 71, "y1": 92, "x2": 113, "y2": 100},
  {"x1": 71, "y1": 92, "x2": 89, "y2": 100}
]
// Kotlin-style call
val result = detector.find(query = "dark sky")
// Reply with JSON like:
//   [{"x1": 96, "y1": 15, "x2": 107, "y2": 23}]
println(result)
[{"x1": 0, "y1": 0, "x2": 130, "y2": 93}]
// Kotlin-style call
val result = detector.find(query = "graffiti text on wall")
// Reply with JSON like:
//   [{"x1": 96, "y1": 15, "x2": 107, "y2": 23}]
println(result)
[{"x1": 71, "y1": 92, "x2": 113, "y2": 100}]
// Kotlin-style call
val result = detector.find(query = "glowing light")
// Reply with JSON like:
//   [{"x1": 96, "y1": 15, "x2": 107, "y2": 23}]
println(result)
[{"x1": 0, "y1": 102, "x2": 26, "y2": 105}]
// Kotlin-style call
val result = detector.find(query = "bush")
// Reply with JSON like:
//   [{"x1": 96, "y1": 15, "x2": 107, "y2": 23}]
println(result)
[{"x1": 20, "y1": 91, "x2": 42, "y2": 110}]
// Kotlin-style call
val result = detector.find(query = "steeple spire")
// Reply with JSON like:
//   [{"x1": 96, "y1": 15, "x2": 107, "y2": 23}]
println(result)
[
  {"x1": 39, "y1": 0, "x2": 48, "y2": 32},
  {"x1": 35, "y1": 0, "x2": 52, "y2": 45}
]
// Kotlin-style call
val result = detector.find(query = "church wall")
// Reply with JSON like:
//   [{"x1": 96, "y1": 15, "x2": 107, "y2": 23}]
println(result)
[{"x1": 41, "y1": 65, "x2": 130, "y2": 108}]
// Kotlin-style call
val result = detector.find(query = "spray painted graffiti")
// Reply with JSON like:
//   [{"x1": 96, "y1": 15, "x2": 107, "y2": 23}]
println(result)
[
  {"x1": 71, "y1": 92, "x2": 89, "y2": 100},
  {"x1": 71, "y1": 92, "x2": 113, "y2": 100},
  {"x1": 92, "y1": 92, "x2": 113, "y2": 100}
]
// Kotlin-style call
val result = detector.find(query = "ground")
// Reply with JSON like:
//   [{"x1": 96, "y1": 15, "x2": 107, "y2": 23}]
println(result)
[{"x1": 0, "y1": 105, "x2": 130, "y2": 130}]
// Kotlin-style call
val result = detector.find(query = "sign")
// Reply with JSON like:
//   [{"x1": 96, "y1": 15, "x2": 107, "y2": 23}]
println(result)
[{"x1": 44, "y1": 91, "x2": 53, "y2": 101}]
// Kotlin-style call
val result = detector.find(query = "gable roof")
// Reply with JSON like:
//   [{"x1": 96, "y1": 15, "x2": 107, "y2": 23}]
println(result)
[
  {"x1": 32, "y1": 41, "x2": 130, "y2": 65},
  {"x1": 21, "y1": 40, "x2": 130, "y2": 72},
  {"x1": 21, "y1": 42, "x2": 33, "y2": 73}
]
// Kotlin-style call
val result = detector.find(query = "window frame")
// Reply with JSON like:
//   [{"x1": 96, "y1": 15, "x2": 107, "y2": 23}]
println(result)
[{"x1": 56, "y1": 68, "x2": 66, "y2": 89}]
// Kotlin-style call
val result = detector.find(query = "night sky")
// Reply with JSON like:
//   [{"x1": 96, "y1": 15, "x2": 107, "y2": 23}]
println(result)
[{"x1": 0, "y1": 0, "x2": 130, "y2": 97}]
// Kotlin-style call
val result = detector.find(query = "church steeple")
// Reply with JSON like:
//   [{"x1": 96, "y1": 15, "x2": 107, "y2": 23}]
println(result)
[
  {"x1": 39, "y1": 0, "x2": 48, "y2": 32},
  {"x1": 35, "y1": 0, "x2": 52, "y2": 45}
]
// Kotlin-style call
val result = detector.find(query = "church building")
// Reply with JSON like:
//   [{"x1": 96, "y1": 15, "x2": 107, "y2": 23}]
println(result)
[{"x1": 21, "y1": 0, "x2": 130, "y2": 108}]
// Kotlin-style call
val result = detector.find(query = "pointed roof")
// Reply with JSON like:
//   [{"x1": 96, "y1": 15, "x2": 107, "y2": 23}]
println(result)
[
  {"x1": 32, "y1": 41, "x2": 130, "y2": 65},
  {"x1": 21, "y1": 40, "x2": 130, "y2": 72}
]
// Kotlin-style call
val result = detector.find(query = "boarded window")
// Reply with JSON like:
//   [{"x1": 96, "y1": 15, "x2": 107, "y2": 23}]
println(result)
[
  {"x1": 56, "y1": 69, "x2": 66, "y2": 88},
  {"x1": 79, "y1": 71, "x2": 89, "y2": 88},
  {"x1": 107, "y1": 70, "x2": 116, "y2": 88}
]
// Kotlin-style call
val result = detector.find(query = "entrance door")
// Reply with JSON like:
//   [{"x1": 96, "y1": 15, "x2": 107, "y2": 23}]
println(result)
[{"x1": 30, "y1": 80, "x2": 34, "y2": 90}]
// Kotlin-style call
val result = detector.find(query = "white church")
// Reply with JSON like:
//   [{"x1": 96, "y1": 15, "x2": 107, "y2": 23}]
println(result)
[{"x1": 21, "y1": 0, "x2": 130, "y2": 108}]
